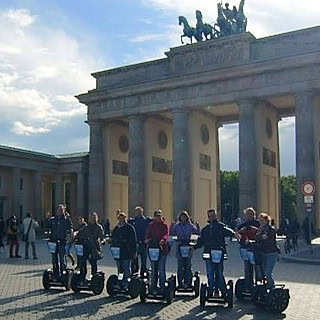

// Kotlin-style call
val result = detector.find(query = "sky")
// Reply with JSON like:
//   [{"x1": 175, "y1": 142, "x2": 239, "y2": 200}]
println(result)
[{"x1": 1, "y1": 1, "x2": 319, "y2": 176}]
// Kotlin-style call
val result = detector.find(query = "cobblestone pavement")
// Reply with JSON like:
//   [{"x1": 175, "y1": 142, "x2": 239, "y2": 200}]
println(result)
[{"x1": 0, "y1": 239, "x2": 319, "y2": 320}]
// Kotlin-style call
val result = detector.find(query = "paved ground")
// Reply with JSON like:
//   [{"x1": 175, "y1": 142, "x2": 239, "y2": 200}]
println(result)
[{"x1": 0, "y1": 239, "x2": 319, "y2": 320}]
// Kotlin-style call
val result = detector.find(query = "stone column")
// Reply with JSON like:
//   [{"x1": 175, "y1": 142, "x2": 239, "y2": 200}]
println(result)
[
  {"x1": 77, "y1": 171, "x2": 85, "y2": 217},
  {"x1": 88, "y1": 121, "x2": 105, "y2": 215},
  {"x1": 33, "y1": 171, "x2": 42, "y2": 220},
  {"x1": 55, "y1": 175, "x2": 63, "y2": 208},
  {"x1": 239, "y1": 100, "x2": 258, "y2": 213},
  {"x1": 128, "y1": 115, "x2": 145, "y2": 215},
  {"x1": 172, "y1": 109, "x2": 191, "y2": 219},
  {"x1": 295, "y1": 91, "x2": 316, "y2": 224},
  {"x1": 12, "y1": 168, "x2": 21, "y2": 218},
  {"x1": 216, "y1": 124, "x2": 221, "y2": 217}
]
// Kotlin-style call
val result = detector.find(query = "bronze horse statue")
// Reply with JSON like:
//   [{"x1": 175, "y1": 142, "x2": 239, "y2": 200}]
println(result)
[{"x1": 178, "y1": 16, "x2": 202, "y2": 44}]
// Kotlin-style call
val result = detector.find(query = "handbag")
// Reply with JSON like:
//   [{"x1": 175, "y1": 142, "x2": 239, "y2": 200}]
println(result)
[{"x1": 23, "y1": 220, "x2": 33, "y2": 242}]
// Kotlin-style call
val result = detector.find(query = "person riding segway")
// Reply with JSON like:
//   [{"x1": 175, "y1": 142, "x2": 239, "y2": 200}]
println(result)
[
  {"x1": 195, "y1": 208, "x2": 234, "y2": 308},
  {"x1": 140, "y1": 209, "x2": 176, "y2": 304},
  {"x1": 238, "y1": 213, "x2": 290, "y2": 314},
  {"x1": 71, "y1": 212, "x2": 105, "y2": 295},
  {"x1": 170, "y1": 210, "x2": 200, "y2": 297},
  {"x1": 235, "y1": 207, "x2": 260, "y2": 298},
  {"x1": 106, "y1": 211, "x2": 141, "y2": 298},
  {"x1": 43, "y1": 204, "x2": 73, "y2": 290},
  {"x1": 128, "y1": 206, "x2": 152, "y2": 277}
]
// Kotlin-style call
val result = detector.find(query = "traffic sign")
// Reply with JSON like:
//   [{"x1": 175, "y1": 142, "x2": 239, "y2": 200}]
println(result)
[
  {"x1": 302, "y1": 181, "x2": 316, "y2": 196},
  {"x1": 304, "y1": 195, "x2": 314, "y2": 204}
]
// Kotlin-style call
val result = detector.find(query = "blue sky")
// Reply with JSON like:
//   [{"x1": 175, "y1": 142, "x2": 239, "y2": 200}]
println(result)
[{"x1": 1, "y1": 0, "x2": 319, "y2": 175}]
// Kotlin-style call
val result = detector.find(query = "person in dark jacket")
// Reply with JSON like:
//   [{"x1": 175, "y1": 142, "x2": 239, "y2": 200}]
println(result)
[
  {"x1": 76, "y1": 212, "x2": 104, "y2": 283},
  {"x1": 111, "y1": 212, "x2": 137, "y2": 289},
  {"x1": 128, "y1": 206, "x2": 152, "y2": 276},
  {"x1": 256, "y1": 213, "x2": 279, "y2": 288},
  {"x1": 74, "y1": 216, "x2": 87, "y2": 269},
  {"x1": 48, "y1": 204, "x2": 72, "y2": 278},
  {"x1": 145, "y1": 209, "x2": 169, "y2": 295},
  {"x1": 195, "y1": 209, "x2": 234, "y2": 298},
  {"x1": 235, "y1": 207, "x2": 260, "y2": 291},
  {"x1": 7, "y1": 216, "x2": 21, "y2": 258}
]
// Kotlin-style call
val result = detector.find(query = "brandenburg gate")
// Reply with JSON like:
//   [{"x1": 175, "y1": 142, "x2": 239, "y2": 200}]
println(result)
[{"x1": 77, "y1": 9, "x2": 320, "y2": 229}]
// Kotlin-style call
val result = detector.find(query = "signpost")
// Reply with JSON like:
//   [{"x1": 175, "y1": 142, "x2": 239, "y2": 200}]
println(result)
[{"x1": 302, "y1": 181, "x2": 315, "y2": 253}]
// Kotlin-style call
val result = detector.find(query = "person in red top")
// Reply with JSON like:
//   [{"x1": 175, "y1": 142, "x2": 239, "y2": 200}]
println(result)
[{"x1": 145, "y1": 209, "x2": 169, "y2": 295}]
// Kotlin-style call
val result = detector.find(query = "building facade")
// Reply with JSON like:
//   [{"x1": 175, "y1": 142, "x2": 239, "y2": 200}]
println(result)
[
  {"x1": 0, "y1": 145, "x2": 88, "y2": 224},
  {"x1": 77, "y1": 27, "x2": 320, "y2": 229}
]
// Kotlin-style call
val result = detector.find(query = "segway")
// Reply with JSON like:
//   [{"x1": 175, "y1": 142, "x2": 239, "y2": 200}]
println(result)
[
  {"x1": 42, "y1": 241, "x2": 73, "y2": 291},
  {"x1": 106, "y1": 245, "x2": 141, "y2": 298},
  {"x1": 171, "y1": 236, "x2": 200, "y2": 297},
  {"x1": 235, "y1": 245, "x2": 262, "y2": 301},
  {"x1": 140, "y1": 243, "x2": 176, "y2": 304},
  {"x1": 70, "y1": 243, "x2": 105, "y2": 295},
  {"x1": 235, "y1": 245, "x2": 290, "y2": 314},
  {"x1": 199, "y1": 249, "x2": 233, "y2": 308}
]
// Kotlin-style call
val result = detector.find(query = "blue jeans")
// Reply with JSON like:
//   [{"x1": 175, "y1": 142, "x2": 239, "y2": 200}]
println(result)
[
  {"x1": 204, "y1": 259, "x2": 227, "y2": 296},
  {"x1": 177, "y1": 257, "x2": 192, "y2": 287},
  {"x1": 52, "y1": 242, "x2": 66, "y2": 277},
  {"x1": 116, "y1": 259, "x2": 131, "y2": 289},
  {"x1": 262, "y1": 253, "x2": 278, "y2": 288},
  {"x1": 151, "y1": 255, "x2": 167, "y2": 293}
]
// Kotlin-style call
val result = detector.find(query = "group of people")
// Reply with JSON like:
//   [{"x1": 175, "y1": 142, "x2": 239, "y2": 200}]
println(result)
[
  {"x1": 39, "y1": 203, "x2": 280, "y2": 297},
  {"x1": 0, "y1": 213, "x2": 39, "y2": 259}
]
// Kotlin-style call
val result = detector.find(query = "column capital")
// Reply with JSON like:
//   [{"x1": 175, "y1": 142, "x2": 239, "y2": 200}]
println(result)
[
  {"x1": 128, "y1": 114, "x2": 146, "y2": 122},
  {"x1": 171, "y1": 107, "x2": 190, "y2": 115},
  {"x1": 293, "y1": 89, "x2": 314, "y2": 100}
]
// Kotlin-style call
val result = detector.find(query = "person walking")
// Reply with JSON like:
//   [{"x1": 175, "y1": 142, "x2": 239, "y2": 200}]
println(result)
[
  {"x1": 7, "y1": 216, "x2": 21, "y2": 258},
  {"x1": 23, "y1": 213, "x2": 39, "y2": 259}
]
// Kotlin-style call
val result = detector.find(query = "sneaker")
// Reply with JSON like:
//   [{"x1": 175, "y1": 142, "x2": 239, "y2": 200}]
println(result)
[
  {"x1": 25, "y1": 256, "x2": 29, "y2": 260},
  {"x1": 15, "y1": 255, "x2": 22, "y2": 258},
  {"x1": 33, "y1": 257, "x2": 38, "y2": 260},
  {"x1": 9, "y1": 255, "x2": 14, "y2": 258}
]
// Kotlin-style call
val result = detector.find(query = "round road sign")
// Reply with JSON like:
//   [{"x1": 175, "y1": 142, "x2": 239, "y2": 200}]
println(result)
[{"x1": 302, "y1": 181, "x2": 316, "y2": 196}]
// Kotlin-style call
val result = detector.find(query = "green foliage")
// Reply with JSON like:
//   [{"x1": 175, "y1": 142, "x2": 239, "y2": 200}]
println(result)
[
  {"x1": 220, "y1": 170, "x2": 239, "y2": 225},
  {"x1": 220, "y1": 171, "x2": 297, "y2": 222},
  {"x1": 280, "y1": 175, "x2": 297, "y2": 219}
]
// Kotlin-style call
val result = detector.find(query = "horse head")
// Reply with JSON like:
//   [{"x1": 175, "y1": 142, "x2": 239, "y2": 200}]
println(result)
[{"x1": 179, "y1": 16, "x2": 187, "y2": 26}]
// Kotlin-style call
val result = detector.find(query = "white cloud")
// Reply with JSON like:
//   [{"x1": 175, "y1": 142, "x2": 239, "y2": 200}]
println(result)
[
  {"x1": 12, "y1": 121, "x2": 50, "y2": 136},
  {"x1": 0, "y1": 8, "x2": 102, "y2": 139}
]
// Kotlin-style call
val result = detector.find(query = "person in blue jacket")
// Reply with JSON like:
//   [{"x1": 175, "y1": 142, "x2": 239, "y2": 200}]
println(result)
[{"x1": 128, "y1": 206, "x2": 152, "y2": 276}]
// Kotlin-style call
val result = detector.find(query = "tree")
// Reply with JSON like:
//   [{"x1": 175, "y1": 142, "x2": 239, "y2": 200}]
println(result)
[
  {"x1": 280, "y1": 175, "x2": 297, "y2": 219},
  {"x1": 220, "y1": 170, "x2": 239, "y2": 225}
]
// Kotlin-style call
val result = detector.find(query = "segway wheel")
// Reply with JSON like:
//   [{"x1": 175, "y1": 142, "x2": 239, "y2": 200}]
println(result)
[
  {"x1": 42, "y1": 270, "x2": 51, "y2": 290},
  {"x1": 140, "y1": 282, "x2": 147, "y2": 303},
  {"x1": 106, "y1": 275, "x2": 119, "y2": 296},
  {"x1": 128, "y1": 277, "x2": 141, "y2": 299},
  {"x1": 235, "y1": 277, "x2": 246, "y2": 301},
  {"x1": 70, "y1": 273, "x2": 81, "y2": 293},
  {"x1": 200, "y1": 283, "x2": 207, "y2": 307},
  {"x1": 268, "y1": 288, "x2": 290, "y2": 314},
  {"x1": 91, "y1": 273, "x2": 105, "y2": 295},
  {"x1": 193, "y1": 274, "x2": 200, "y2": 298},
  {"x1": 227, "y1": 280, "x2": 234, "y2": 309}
]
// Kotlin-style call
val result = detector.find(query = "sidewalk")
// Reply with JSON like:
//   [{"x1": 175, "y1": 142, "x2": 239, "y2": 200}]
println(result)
[{"x1": 280, "y1": 236, "x2": 320, "y2": 265}]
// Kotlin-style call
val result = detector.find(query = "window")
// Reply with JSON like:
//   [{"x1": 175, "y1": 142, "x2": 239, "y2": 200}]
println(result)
[
  {"x1": 0, "y1": 176, "x2": 2, "y2": 188},
  {"x1": 20, "y1": 178, "x2": 23, "y2": 190}
]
